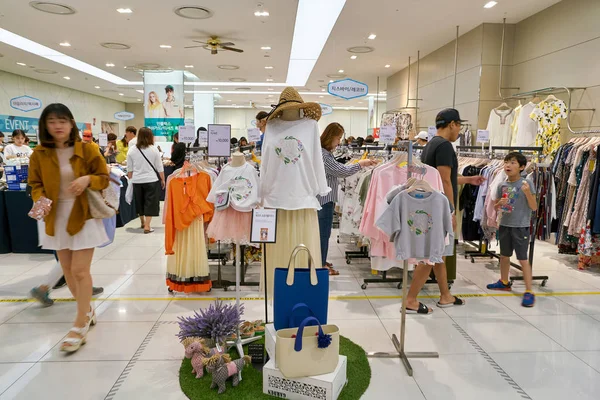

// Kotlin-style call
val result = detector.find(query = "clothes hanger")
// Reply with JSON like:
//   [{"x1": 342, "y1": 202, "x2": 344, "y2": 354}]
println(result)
[
  {"x1": 544, "y1": 94, "x2": 558, "y2": 103},
  {"x1": 405, "y1": 178, "x2": 434, "y2": 194},
  {"x1": 495, "y1": 102, "x2": 513, "y2": 111}
]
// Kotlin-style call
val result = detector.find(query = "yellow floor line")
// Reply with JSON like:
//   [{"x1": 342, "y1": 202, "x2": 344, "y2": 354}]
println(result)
[{"x1": 2, "y1": 291, "x2": 600, "y2": 303}]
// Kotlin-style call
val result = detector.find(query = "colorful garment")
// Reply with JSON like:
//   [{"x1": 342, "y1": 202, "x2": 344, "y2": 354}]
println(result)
[{"x1": 531, "y1": 100, "x2": 568, "y2": 157}]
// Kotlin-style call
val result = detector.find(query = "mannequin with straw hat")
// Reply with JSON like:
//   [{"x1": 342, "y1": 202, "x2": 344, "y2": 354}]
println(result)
[{"x1": 259, "y1": 87, "x2": 330, "y2": 297}]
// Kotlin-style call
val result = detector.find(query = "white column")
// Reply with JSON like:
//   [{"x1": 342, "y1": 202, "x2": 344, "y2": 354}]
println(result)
[{"x1": 193, "y1": 93, "x2": 215, "y2": 130}]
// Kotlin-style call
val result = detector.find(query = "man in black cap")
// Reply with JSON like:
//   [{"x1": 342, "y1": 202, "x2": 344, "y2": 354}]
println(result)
[{"x1": 402, "y1": 108, "x2": 485, "y2": 314}]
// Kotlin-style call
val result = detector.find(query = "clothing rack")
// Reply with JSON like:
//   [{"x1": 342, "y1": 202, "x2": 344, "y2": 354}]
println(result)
[{"x1": 461, "y1": 145, "x2": 549, "y2": 287}]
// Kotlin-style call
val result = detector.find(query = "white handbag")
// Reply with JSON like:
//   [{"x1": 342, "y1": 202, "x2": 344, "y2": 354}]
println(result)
[{"x1": 276, "y1": 316, "x2": 339, "y2": 379}]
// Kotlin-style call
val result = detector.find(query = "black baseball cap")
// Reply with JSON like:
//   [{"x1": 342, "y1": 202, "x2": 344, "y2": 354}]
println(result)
[{"x1": 435, "y1": 108, "x2": 467, "y2": 128}]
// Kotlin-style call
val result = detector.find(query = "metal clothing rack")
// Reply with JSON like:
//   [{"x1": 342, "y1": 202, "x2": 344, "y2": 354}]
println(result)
[{"x1": 461, "y1": 145, "x2": 549, "y2": 287}]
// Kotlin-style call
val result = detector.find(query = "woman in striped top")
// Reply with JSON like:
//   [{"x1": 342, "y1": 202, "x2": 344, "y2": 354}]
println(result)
[{"x1": 318, "y1": 123, "x2": 377, "y2": 275}]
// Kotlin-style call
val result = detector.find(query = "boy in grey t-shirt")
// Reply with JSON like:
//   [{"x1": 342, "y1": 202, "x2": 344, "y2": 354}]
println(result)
[{"x1": 487, "y1": 152, "x2": 538, "y2": 307}]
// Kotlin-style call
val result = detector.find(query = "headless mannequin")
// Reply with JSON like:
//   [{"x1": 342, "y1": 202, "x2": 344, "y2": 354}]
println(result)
[{"x1": 230, "y1": 152, "x2": 246, "y2": 167}]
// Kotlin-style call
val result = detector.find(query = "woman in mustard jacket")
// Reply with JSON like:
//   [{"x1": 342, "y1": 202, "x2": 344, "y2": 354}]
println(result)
[{"x1": 28, "y1": 103, "x2": 109, "y2": 353}]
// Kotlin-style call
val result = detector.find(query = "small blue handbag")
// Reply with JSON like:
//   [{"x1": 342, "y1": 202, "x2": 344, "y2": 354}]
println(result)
[{"x1": 273, "y1": 245, "x2": 329, "y2": 330}]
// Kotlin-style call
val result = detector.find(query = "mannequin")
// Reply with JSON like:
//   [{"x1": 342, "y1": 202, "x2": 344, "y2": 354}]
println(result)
[{"x1": 230, "y1": 151, "x2": 246, "y2": 167}]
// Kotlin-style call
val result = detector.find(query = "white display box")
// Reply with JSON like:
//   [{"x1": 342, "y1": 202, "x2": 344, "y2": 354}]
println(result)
[
  {"x1": 263, "y1": 356, "x2": 347, "y2": 400},
  {"x1": 265, "y1": 323, "x2": 276, "y2": 366}
]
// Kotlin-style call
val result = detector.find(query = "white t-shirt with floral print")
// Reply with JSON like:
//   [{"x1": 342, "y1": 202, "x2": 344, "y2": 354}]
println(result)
[{"x1": 207, "y1": 163, "x2": 260, "y2": 212}]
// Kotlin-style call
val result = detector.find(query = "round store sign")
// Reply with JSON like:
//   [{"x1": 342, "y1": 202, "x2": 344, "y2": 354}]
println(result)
[
  {"x1": 320, "y1": 103, "x2": 333, "y2": 115},
  {"x1": 114, "y1": 111, "x2": 135, "y2": 121},
  {"x1": 328, "y1": 79, "x2": 368, "y2": 100},
  {"x1": 10, "y1": 96, "x2": 42, "y2": 112}
]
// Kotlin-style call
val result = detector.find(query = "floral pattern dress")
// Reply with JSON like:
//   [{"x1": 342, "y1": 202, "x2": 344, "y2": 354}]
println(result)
[{"x1": 531, "y1": 100, "x2": 568, "y2": 158}]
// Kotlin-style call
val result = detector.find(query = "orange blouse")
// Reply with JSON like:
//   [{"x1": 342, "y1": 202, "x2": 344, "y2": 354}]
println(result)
[{"x1": 165, "y1": 172, "x2": 214, "y2": 254}]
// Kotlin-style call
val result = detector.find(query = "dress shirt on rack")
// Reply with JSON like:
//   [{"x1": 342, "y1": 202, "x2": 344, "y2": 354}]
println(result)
[{"x1": 486, "y1": 108, "x2": 515, "y2": 147}]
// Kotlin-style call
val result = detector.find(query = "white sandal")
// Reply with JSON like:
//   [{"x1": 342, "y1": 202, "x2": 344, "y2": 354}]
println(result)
[{"x1": 60, "y1": 309, "x2": 96, "y2": 353}]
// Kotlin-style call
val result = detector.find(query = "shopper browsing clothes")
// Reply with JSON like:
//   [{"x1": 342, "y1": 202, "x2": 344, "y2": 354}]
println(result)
[
  {"x1": 116, "y1": 126, "x2": 137, "y2": 164},
  {"x1": 28, "y1": 103, "x2": 110, "y2": 352},
  {"x1": 103, "y1": 133, "x2": 119, "y2": 164},
  {"x1": 402, "y1": 109, "x2": 485, "y2": 313},
  {"x1": 318, "y1": 122, "x2": 377, "y2": 275},
  {"x1": 127, "y1": 127, "x2": 165, "y2": 234},
  {"x1": 254, "y1": 110, "x2": 268, "y2": 148},
  {"x1": 170, "y1": 132, "x2": 187, "y2": 169},
  {"x1": 3, "y1": 129, "x2": 33, "y2": 159},
  {"x1": 487, "y1": 152, "x2": 537, "y2": 307}
]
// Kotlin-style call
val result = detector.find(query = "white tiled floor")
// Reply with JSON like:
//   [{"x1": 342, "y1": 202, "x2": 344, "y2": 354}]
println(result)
[{"x1": 2, "y1": 223, "x2": 600, "y2": 399}]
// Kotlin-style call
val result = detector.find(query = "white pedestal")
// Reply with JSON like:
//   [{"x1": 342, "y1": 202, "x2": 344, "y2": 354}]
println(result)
[
  {"x1": 263, "y1": 356, "x2": 347, "y2": 400},
  {"x1": 265, "y1": 323, "x2": 277, "y2": 367}
]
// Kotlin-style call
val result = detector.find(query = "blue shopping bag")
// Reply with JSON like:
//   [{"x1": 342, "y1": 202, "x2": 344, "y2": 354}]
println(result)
[{"x1": 273, "y1": 245, "x2": 329, "y2": 330}]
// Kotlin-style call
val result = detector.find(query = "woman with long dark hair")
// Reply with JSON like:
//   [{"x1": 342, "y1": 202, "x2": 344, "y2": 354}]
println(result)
[{"x1": 28, "y1": 103, "x2": 109, "y2": 352}]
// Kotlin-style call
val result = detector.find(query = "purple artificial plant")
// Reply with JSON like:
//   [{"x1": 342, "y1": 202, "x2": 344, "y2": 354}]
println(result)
[{"x1": 177, "y1": 300, "x2": 244, "y2": 345}]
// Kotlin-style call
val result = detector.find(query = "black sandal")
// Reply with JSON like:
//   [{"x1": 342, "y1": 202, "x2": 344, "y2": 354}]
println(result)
[
  {"x1": 406, "y1": 302, "x2": 432, "y2": 314},
  {"x1": 436, "y1": 296, "x2": 465, "y2": 308}
]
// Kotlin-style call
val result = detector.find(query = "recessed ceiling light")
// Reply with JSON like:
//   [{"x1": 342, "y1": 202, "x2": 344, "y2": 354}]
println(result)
[
  {"x1": 16, "y1": 62, "x2": 26, "y2": 66},
  {"x1": 368, "y1": 34, "x2": 377, "y2": 40},
  {"x1": 59, "y1": 41, "x2": 70, "y2": 47},
  {"x1": 106, "y1": 63, "x2": 115, "y2": 67},
  {"x1": 63, "y1": 76, "x2": 70, "y2": 80},
  {"x1": 118, "y1": 93, "x2": 124, "y2": 96},
  {"x1": 219, "y1": 65, "x2": 240, "y2": 70},
  {"x1": 30, "y1": 2, "x2": 76, "y2": 15},
  {"x1": 268, "y1": 94, "x2": 274, "y2": 97},
  {"x1": 385, "y1": 64, "x2": 391, "y2": 68},
  {"x1": 185, "y1": 65, "x2": 194, "y2": 68},
  {"x1": 261, "y1": 46, "x2": 272, "y2": 50},
  {"x1": 319, "y1": 95, "x2": 324, "y2": 98},
  {"x1": 321, "y1": 89, "x2": 325, "y2": 91},
  {"x1": 100, "y1": 42, "x2": 131, "y2": 50},
  {"x1": 94, "y1": 85, "x2": 100, "y2": 89},
  {"x1": 268, "y1": 88, "x2": 274, "y2": 90},
  {"x1": 137, "y1": 98, "x2": 141, "y2": 101},
  {"x1": 173, "y1": 6, "x2": 213, "y2": 19},
  {"x1": 329, "y1": 80, "x2": 333, "y2": 83},
  {"x1": 350, "y1": 55, "x2": 357, "y2": 60},
  {"x1": 212, "y1": 87, "x2": 219, "y2": 90},
  {"x1": 159, "y1": 45, "x2": 172, "y2": 49},
  {"x1": 254, "y1": 3, "x2": 269, "y2": 17},
  {"x1": 229, "y1": 77, "x2": 246, "y2": 82},
  {"x1": 117, "y1": 8, "x2": 132, "y2": 13},
  {"x1": 136, "y1": 89, "x2": 144, "y2": 94},
  {"x1": 338, "y1": 69, "x2": 344, "y2": 73},
  {"x1": 266, "y1": 78, "x2": 274, "y2": 82},
  {"x1": 265, "y1": 66, "x2": 274, "y2": 69},
  {"x1": 484, "y1": 1, "x2": 498, "y2": 8},
  {"x1": 227, "y1": 99, "x2": 232, "y2": 102}
]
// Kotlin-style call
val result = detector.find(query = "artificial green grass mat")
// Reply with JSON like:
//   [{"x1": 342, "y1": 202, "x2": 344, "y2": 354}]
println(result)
[{"x1": 179, "y1": 335, "x2": 371, "y2": 400}]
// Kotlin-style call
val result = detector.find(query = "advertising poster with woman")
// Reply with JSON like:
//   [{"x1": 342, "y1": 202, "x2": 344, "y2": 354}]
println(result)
[{"x1": 143, "y1": 71, "x2": 184, "y2": 141}]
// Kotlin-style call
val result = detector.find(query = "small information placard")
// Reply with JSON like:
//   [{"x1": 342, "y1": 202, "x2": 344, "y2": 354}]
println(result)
[
  {"x1": 248, "y1": 343, "x2": 265, "y2": 364},
  {"x1": 207, "y1": 124, "x2": 231, "y2": 157},
  {"x1": 247, "y1": 128, "x2": 261, "y2": 143},
  {"x1": 379, "y1": 125, "x2": 396, "y2": 144},
  {"x1": 428, "y1": 126, "x2": 437, "y2": 141},
  {"x1": 98, "y1": 133, "x2": 108, "y2": 147},
  {"x1": 476, "y1": 129, "x2": 490, "y2": 143},
  {"x1": 178, "y1": 125, "x2": 196, "y2": 144},
  {"x1": 250, "y1": 209, "x2": 277, "y2": 243}
]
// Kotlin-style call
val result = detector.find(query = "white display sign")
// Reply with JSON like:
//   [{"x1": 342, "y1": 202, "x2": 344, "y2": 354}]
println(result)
[
  {"x1": 10, "y1": 96, "x2": 42, "y2": 112},
  {"x1": 98, "y1": 133, "x2": 108, "y2": 147},
  {"x1": 320, "y1": 103, "x2": 333, "y2": 115},
  {"x1": 114, "y1": 111, "x2": 135, "y2": 121},
  {"x1": 179, "y1": 125, "x2": 196, "y2": 144},
  {"x1": 247, "y1": 128, "x2": 261, "y2": 143},
  {"x1": 198, "y1": 129, "x2": 208, "y2": 146},
  {"x1": 184, "y1": 118, "x2": 194, "y2": 126},
  {"x1": 379, "y1": 125, "x2": 396, "y2": 144},
  {"x1": 251, "y1": 209, "x2": 278, "y2": 243},
  {"x1": 428, "y1": 126, "x2": 437, "y2": 141},
  {"x1": 328, "y1": 79, "x2": 368, "y2": 100},
  {"x1": 207, "y1": 124, "x2": 231, "y2": 157},
  {"x1": 476, "y1": 129, "x2": 490, "y2": 143}
]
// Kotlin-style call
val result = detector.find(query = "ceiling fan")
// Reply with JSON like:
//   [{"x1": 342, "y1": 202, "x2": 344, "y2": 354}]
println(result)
[{"x1": 185, "y1": 36, "x2": 244, "y2": 55}]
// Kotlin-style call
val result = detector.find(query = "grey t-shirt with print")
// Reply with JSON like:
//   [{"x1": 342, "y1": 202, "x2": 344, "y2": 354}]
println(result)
[{"x1": 496, "y1": 177, "x2": 536, "y2": 228}]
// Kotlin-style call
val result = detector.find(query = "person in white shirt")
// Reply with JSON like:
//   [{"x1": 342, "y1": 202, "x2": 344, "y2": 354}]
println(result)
[
  {"x1": 4, "y1": 129, "x2": 33, "y2": 159},
  {"x1": 127, "y1": 127, "x2": 165, "y2": 234}
]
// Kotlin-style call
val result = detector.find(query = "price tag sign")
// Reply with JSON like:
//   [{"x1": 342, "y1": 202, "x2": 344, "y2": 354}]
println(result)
[
  {"x1": 98, "y1": 133, "x2": 108, "y2": 147},
  {"x1": 198, "y1": 129, "x2": 208, "y2": 146},
  {"x1": 207, "y1": 124, "x2": 231, "y2": 157},
  {"x1": 379, "y1": 125, "x2": 396, "y2": 144},
  {"x1": 250, "y1": 209, "x2": 278, "y2": 243},
  {"x1": 248, "y1": 343, "x2": 265, "y2": 364},
  {"x1": 427, "y1": 126, "x2": 437, "y2": 141},
  {"x1": 247, "y1": 128, "x2": 261, "y2": 143},
  {"x1": 476, "y1": 129, "x2": 490, "y2": 143},
  {"x1": 178, "y1": 125, "x2": 196, "y2": 144}
]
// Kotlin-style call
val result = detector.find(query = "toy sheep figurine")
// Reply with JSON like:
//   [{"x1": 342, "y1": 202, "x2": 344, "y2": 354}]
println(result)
[
  {"x1": 185, "y1": 341, "x2": 224, "y2": 379},
  {"x1": 204, "y1": 354, "x2": 252, "y2": 394}
]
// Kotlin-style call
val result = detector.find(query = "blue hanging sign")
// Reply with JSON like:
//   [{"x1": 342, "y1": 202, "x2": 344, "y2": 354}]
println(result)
[
  {"x1": 328, "y1": 79, "x2": 368, "y2": 100},
  {"x1": 10, "y1": 95, "x2": 42, "y2": 112}
]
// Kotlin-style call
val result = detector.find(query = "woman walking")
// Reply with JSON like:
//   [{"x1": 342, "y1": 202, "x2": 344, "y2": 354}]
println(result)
[
  {"x1": 318, "y1": 123, "x2": 376, "y2": 275},
  {"x1": 127, "y1": 127, "x2": 165, "y2": 233},
  {"x1": 28, "y1": 103, "x2": 110, "y2": 353}
]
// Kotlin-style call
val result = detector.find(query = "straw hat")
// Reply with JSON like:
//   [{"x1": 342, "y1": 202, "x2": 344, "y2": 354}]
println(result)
[{"x1": 267, "y1": 87, "x2": 322, "y2": 121}]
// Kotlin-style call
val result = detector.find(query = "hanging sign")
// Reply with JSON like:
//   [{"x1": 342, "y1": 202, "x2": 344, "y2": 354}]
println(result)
[
  {"x1": 207, "y1": 124, "x2": 231, "y2": 157},
  {"x1": 379, "y1": 125, "x2": 396, "y2": 144},
  {"x1": 427, "y1": 126, "x2": 437, "y2": 141},
  {"x1": 320, "y1": 103, "x2": 333, "y2": 115},
  {"x1": 114, "y1": 111, "x2": 135, "y2": 121},
  {"x1": 10, "y1": 96, "x2": 42, "y2": 112},
  {"x1": 247, "y1": 128, "x2": 261, "y2": 143},
  {"x1": 328, "y1": 79, "x2": 368, "y2": 100},
  {"x1": 198, "y1": 129, "x2": 208, "y2": 146},
  {"x1": 251, "y1": 209, "x2": 278, "y2": 243},
  {"x1": 98, "y1": 133, "x2": 108, "y2": 147},
  {"x1": 179, "y1": 125, "x2": 196, "y2": 144},
  {"x1": 476, "y1": 129, "x2": 490, "y2": 143}
]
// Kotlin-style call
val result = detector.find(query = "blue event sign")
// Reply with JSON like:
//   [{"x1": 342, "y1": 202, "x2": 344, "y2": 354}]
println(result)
[{"x1": 0, "y1": 114, "x2": 88, "y2": 135}]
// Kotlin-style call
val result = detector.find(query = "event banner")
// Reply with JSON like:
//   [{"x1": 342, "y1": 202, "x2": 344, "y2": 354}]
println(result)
[
  {"x1": 143, "y1": 70, "x2": 185, "y2": 141},
  {"x1": 0, "y1": 114, "x2": 90, "y2": 138}
]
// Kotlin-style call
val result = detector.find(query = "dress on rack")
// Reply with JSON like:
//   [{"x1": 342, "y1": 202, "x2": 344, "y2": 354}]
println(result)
[
  {"x1": 532, "y1": 100, "x2": 568, "y2": 158},
  {"x1": 164, "y1": 172, "x2": 214, "y2": 292}
]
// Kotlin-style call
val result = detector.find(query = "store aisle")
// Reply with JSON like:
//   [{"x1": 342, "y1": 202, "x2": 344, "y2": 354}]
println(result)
[{"x1": 1, "y1": 218, "x2": 600, "y2": 399}]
